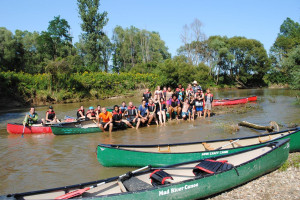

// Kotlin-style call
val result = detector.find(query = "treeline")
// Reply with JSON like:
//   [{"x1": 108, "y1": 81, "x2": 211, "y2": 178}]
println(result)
[{"x1": 0, "y1": 0, "x2": 299, "y2": 104}]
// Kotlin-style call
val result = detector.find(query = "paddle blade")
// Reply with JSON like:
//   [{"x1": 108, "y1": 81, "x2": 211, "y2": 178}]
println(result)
[{"x1": 55, "y1": 187, "x2": 90, "y2": 199}]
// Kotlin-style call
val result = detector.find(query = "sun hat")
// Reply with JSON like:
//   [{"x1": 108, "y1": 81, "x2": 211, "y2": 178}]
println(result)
[
  {"x1": 192, "y1": 80, "x2": 198, "y2": 84},
  {"x1": 49, "y1": 106, "x2": 53, "y2": 109},
  {"x1": 89, "y1": 106, "x2": 94, "y2": 110}
]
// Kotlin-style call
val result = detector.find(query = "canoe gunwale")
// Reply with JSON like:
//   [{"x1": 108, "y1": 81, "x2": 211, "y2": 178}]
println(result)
[{"x1": 97, "y1": 127, "x2": 298, "y2": 149}]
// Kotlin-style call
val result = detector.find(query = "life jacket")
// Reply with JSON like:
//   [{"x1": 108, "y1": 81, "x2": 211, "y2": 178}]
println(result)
[
  {"x1": 150, "y1": 170, "x2": 173, "y2": 186},
  {"x1": 77, "y1": 108, "x2": 85, "y2": 118},
  {"x1": 96, "y1": 109, "x2": 101, "y2": 114},
  {"x1": 27, "y1": 112, "x2": 37, "y2": 124},
  {"x1": 143, "y1": 92, "x2": 151, "y2": 102},
  {"x1": 127, "y1": 106, "x2": 137, "y2": 116},
  {"x1": 86, "y1": 110, "x2": 96, "y2": 118},
  {"x1": 171, "y1": 99, "x2": 179, "y2": 107},
  {"x1": 46, "y1": 110, "x2": 56, "y2": 120},
  {"x1": 112, "y1": 110, "x2": 122, "y2": 121},
  {"x1": 161, "y1": 101, "x2": 166, "y2": 110},
  {"x1": 176, "y1": 88, "x2": 185, "y2": 92},
  {"x1": 148, "y1": 103, "x2": 155, "y2": 112},
  {"x1": 193, "y1": 159, "x2": 237, "y2": 177},
  {"x1": 205, "y1": 93, "x2": 214, "y2": 103}
]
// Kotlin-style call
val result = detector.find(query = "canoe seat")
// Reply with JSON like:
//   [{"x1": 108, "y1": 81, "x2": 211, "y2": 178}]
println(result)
[
  {"x1": 202, "y1": 143, "x2": 214, "y2": 151},
  {"x1": 258, "y1": 135, "x2": 271, "y2": 143},
  {"x1": 158, "y1": 146, "x2": 171, "y2": 152},
  {"x1": 122, "y1": 177, "x2": 152, "y2": 192}
]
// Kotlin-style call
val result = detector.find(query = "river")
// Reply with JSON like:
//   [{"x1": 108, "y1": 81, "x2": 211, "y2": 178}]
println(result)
[{"x1": 0, "y1": 88, "x2": 299, "y2": 195}]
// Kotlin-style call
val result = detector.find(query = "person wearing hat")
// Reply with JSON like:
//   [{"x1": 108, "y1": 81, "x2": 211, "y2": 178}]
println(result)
[
  {"x1": 86, "y1": 106, "x2": 97, "y2": 120},
  {"x1": 44, "y1": 105, "x2": 58, "y2": 124},
  {"x1": 192, "y1": 80, "x2": 202, "y2": 96}
]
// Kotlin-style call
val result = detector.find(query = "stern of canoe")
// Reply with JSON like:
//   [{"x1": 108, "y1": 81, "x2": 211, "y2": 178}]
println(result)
[{"x1": 51, "y1": 126, "x2": 102, "y2": 135}]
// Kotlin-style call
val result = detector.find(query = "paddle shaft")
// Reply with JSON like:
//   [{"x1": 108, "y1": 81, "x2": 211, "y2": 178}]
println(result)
[
  {"x1": 215, "y1": 139, "x2": 240, "y2": 150},
  {"x1": 21, "y1": 124, "x2": 26, "y2": 137}
]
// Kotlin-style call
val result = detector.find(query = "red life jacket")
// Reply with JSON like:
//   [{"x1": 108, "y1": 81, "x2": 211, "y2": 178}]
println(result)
[
  {"x1": 46, "y1": 110, "x2": 55, "y2": 120},
  {"x1": 127, "y1": 106, "x2": 137, "y2": 116},
  {"x1": 112, "y1": 110, "x2": 122, "y2": 121},
  {"x1": 86, "y1": 110, "x2": 96, "y2": 117},
  {"x1": 176, "y1": 88, "x2": 185, "y2": 92},
  {"x1": 148, "y1": 103, "x2": 156, "y2": 112}
]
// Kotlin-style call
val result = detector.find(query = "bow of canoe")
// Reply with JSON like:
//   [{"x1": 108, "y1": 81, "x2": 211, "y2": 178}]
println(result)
[{"x1": 7, "y1": 123, "x2": 52, "y2": 134}]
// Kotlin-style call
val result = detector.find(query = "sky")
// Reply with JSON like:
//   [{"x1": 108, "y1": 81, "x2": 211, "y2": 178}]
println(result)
[{"x1": 0, "y1": 0, "x2": 299, "y2": 56}]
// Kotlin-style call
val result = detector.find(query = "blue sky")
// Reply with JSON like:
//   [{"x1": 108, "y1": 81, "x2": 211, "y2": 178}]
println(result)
[{"x1": 0, "y1": 0, "x2": 299, "y2": 56}]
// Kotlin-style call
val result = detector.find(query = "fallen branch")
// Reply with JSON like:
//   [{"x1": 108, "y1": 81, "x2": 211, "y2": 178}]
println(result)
[{"x1": 238, "y1": 121, "x2": 276, "y2": 132}]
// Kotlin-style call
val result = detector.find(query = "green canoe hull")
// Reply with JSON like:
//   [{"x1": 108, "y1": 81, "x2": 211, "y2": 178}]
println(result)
[
  {"x1": 4, "y1": 139, "x2": 289, "y2": 200},
  {"x1": 97, "y1": 128, "x2": 299, "y2": 167},
  {"x1": 51, "y1": 126, "x2": 102, "y2": 135},
  {"x1": 99, "y1": 140, "x2": 289, "y2": 200}
]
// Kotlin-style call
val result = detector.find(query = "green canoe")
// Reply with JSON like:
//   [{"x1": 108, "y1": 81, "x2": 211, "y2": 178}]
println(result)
[
  {"x1": 97, "y1": 127, "x2": 299, "y2": 167},
  {"x1": 3, "y1": 139, "x2": 289, "y2": 200},
  {"x1": 51, "y1": 125, "x2": 102, "y2": 135}
]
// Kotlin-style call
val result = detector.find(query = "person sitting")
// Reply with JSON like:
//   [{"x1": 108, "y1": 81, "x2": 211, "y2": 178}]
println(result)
[
  {"x1": 97, "y1": 107, "x2": 113, "y2": 133},
  {"x1": 86, "y1": 106, "x2": 97, "y2": 120},
  {"x1": 157, "y1": 97, "x2": 167, "y2": 126},
  {"x1": 142, "y1": 88, "x2": 152, "y2": 104},
  {"x1": 204, "y1": 89, "x2": 213, "y2": 119},
  {"x1": 112, "y1": 105, "x2": 127, "y2": 130},
  {"x1": 44, "y1": 106, "x2": 58, "y2": 124},
  {"x1": 126, "y1": 102, "x2": 141, "y2": 129},
  {"x1": 77, "y1": 105, "x2": 85, "y2": 119},
  {"x1": 120, "y1": 101, "x2": 127, "y2": 115},
  {"x1": 138, "y1": 99, "x2": 149, "y2": 128},
  {"x1": 182, "y1": 98, "x2": 191, "y2": 120},
  {"x1": 168, "y1": 94, "x2": 181, "y2": 120},
  {"x1": 165, "y1": 87, "x2": 173, "y2": 108},
  {"x1": 95, "y1": 105, "x2": 101, "y2": 116},
  {"x1": 147, "y1": 99, "x2": 159, "y2": 126},
  {"x1": 23, "y1": 107, "x2": 40, "y2": 126}
]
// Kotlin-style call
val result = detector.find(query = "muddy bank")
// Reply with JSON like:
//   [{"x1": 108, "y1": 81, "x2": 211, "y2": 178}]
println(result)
[{"x1": 208, "y1": 152, "x2": 300, "y2": 200}]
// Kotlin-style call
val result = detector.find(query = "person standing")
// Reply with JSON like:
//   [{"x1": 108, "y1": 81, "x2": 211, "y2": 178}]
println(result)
[
  {"x1": 204, "y1": 89, "x2": 213, "y2": 119},
  {"x1": 154, "y1": 86, "x2": 163, "y2": 100},
  {"x1": 142, "y1": 88, "x2": 152, "y2": 104},
  {"x1": 192, "y1": 81, "x2": 202, "y2": 96},
  {"x1": 186, "y1": 84, "x2": 194, "y2": 100},
  {"x1": 97, "y1": 107, "x2": 113, "y2": 133},
  {"x1": 23, "y1": 107, "x2": 39, "y2": 126},
  {"x1": 175, "y1": 84, "x2": 185, "y2": 102},
  {"x1": 182, "y1": 98, "x2": 191, "y2": 120},
  {"x1": 165, "y1": 87, "x2": 173, "y2": 108}
]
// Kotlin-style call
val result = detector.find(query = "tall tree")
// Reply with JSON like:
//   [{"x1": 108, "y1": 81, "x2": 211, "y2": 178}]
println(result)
[{"x1": 77, "y1": 0, "x2": 109, "y2": 71}]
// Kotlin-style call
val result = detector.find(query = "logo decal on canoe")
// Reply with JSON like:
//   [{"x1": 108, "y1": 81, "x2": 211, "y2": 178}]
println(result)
[
  {"x1": 201, "y1": 150, "x2": 228, "y2": 156},
  {"x1": 158, "y1": 183, "x2": 198, "y2": 196},
  {"x1": 100, "y1": 147, "x2": 105, "y2": 151}
]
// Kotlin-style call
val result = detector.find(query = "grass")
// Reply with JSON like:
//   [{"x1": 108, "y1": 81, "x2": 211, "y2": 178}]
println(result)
[{"x1": 279, "y1": 152, "x2": 300, "y2": 171}]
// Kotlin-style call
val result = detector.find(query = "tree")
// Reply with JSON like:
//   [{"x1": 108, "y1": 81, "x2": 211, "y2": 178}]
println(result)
[{"x1": 77, "y1": 0, "x2": 109, "y2": 71}]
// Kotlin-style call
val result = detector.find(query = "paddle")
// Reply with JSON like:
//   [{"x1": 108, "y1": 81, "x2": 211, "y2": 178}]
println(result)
[
  {"x1": 21, "y1": 124, "x2": 26, "y2": 138},
  {"x1": 215, "y1": 139, "x2": 240, "y2": 151},
  {"x1": 55, "y1": 165, "x2": 150, "y2": 199}
]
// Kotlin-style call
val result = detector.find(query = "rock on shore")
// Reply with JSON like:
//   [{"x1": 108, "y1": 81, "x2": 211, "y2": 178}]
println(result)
[{"x1": 208, "y1": 153, "x2": 300, "y2": 200}]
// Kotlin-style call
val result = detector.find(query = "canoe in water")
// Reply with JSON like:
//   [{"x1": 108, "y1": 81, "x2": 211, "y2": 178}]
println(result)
[
  {"x1": 97, "y1": 127, "x2": 299, "y2": 167},
  {"x1": 6, "y1": 123, "x2": 52, "y2": 134},
  {"x1": 2, "y1": 139, "x2": 289, "y2": 200},
  {"x1": 213, "y1": 96, "x2": 257, "y2": 106}
]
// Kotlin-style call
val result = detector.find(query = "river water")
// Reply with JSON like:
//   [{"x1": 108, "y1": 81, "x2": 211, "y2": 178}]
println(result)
[{"x1": 0, "y1": 89, "x2": 299, "y2": 195}]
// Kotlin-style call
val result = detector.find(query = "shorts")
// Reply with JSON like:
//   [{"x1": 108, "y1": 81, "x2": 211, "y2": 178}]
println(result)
[
  {"x1": 182, "y1": 111, "x2": 189, "y2": 117},
  {"x1": 195, "y1": 106, "x2": 203, "y2": 112},
  {"x1": 204, "y1": 103, "x2": 212, "y2": 110},
  {"x1": 127, "y1": 116, "x2": 137, "y2": 123},
  {"x1": 100, "y1": 122, "x2": 111, "y2": 130}
]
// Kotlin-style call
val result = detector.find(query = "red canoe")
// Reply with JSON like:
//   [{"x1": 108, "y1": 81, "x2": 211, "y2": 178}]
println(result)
[
  {"x1": 247, "y1": 96, "x2": 257, "y2": 101},
  {"x1": 7, "y1": 123, "x2": 52, "y2": 134}
]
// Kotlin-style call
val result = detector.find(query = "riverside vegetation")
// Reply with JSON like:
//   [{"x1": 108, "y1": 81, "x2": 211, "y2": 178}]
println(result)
[{"x1": 0, "y1": 0, "x2": 299, "y2": 106}]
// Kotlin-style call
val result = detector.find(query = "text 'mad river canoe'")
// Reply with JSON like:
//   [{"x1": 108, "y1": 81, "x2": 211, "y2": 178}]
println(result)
[
  {"x1": 97, "y1": 127, "x2": 299, "y2": 167},
  {"x1": 1, "y1": 139, "x2": 289, "y2": 200},
  {"x1": 6, "y1": 123, "x2": 52, "y2": 134}
]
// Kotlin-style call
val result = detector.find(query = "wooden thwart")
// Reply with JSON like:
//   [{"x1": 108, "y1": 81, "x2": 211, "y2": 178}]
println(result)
[
  {"x1": 258, "y1": 135, "x2": 272, "y2": 143},
  {"x1": 158, "y1": 146, "x2": 171, "y2": 152},
  {"x1": 202, "y1": 143, "x2": 214, "y2": 151}
]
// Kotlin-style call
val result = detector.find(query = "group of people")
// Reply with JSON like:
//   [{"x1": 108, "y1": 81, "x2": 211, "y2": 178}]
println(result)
[{"x1": 22, "y1": 80, "x2": 213, "y2": 134}]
